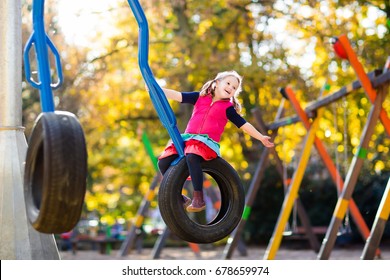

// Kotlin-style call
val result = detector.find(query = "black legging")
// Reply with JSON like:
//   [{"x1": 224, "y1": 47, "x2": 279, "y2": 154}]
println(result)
[{"x1": 158, "y1": 153, "x2": 204, "y2": 191}]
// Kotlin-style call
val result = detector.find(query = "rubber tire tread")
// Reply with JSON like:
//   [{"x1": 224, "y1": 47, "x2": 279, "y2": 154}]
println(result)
[
  {"x1": 24, "y1": 112, "x2": 87, "y2": 233},
  {"x1": 158, "y1": 157, "x2": 244, "y2": 243}
]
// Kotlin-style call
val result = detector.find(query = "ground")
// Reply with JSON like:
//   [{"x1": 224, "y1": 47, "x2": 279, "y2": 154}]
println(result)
[{"x1": 59, "y1": 243, "x2": 390, "y2": 260}]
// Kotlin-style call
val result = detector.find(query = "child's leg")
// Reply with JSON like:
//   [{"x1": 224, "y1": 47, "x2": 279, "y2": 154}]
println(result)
[
  {"x1": 185, "y1": 153, "x2": 206, "y2": 212},
  {"x1": 158, "y1": 154, "x2": 191, "y2": 208},
  {"x1": 158, "y1": 154, "x2": 178, "y2": 175},
  {"x1": 185, "y1": 153, "x2": 204, "y2": 191}
]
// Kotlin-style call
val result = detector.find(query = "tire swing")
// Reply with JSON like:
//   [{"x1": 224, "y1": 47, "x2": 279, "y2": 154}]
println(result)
[
  {"x1": 127, "y1": 0, "x2": 245, "y2": 243},
  {"x1": 23, "y1": 0, "x2": 87, "y2": 234},
  {"x1": 158, "y1": 157, "x2": 245, "y2": 243}
]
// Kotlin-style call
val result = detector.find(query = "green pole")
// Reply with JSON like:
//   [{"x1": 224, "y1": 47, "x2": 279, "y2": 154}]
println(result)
[{"x1": 141, "y1": 131, "x2": 159, "y2": 171}]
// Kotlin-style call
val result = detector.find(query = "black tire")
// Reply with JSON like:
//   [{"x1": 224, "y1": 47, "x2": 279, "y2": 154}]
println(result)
[
  {"x1": 158, "y1": 157, "x2": 245, "y2": 243},
  {"x1": 24, "y1": 111, "x2": 87, "y2": 234}
]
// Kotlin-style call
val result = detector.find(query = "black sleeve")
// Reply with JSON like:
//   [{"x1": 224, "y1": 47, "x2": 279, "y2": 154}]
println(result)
[
  {"x1": 226, "y1": 106, "x2": 247, "y2": 128},
  {"x1": 181, "y1": 92, "x2": 200, "y2": 105}
]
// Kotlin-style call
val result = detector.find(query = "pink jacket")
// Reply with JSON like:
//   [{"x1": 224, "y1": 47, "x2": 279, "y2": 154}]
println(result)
[{"x1": 184, "y1": 94, "x2": 233, "y2": 142}]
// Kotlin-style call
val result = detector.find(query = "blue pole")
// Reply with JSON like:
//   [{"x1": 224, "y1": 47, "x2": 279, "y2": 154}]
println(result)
[
  {"x1": 24, "y1": 0, "x2": 63, "y2": 112},
  {"x1": 127, "y1": 0, "x2": 185, "y2": 158}
]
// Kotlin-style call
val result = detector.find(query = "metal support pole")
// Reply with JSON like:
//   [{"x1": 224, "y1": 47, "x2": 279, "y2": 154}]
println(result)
[{"x1": 0, "y1": 0, "x2": 59, "y2": 259}]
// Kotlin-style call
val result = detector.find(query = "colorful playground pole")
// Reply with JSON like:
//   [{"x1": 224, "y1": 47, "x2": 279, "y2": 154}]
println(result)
[
  {"x1": 284, "y1": 86, "x2": 378, "y2": 256},
  {"x1": 0, "y1": 0, "x2": 59, "y2": 259},
  {"x1": 256, "y1": 101, "x2": 320, "y2": 253},
  {"x1": 141, "y1": 130, "x2": 159, "y2": 171},
  {"x1": 119, "y1": 129, "x2": 161, "y2": 256},
  {"x1": 264, "y1": 104, "x2": 323, "y2": 260},
  {"x1": 361, "y1": 177, "x2": 390, "y2": 259},
  {"x1": 360, "y1": 56, "x2": 390, "y2": 260},
  {"x1": 223, "y1": 100, "x2": 286, "y2": 259},
  {"x1": 360, "y1": 57, "x2": 390, "y2": 260},
  {"x1": 119, "y1": 173, "x2": 161, "y2": 256},
  {"x1": 318, "y1": 81, "x2": 387, "y2": 259},
  {"x1": 224, "y1": 100, "x2": 320, "y2": 259},
  {"x1": 335, "y1": 35, "x2": 390, "y2": 135},
  {"x1": 119, "y1": 131, "x2": 200, "y2": 257}
]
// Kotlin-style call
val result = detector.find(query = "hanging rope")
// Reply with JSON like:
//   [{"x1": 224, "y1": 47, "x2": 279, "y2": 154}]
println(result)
[
  {"x1": 332, "y1": 94, "x2": 352, "y2": 236},
  {"x1": 332, "y1": 98, "x2": 340, "y2": 195},
  {"x1": 282, "y1": 126, "x2": 292, "y2": 235},
  {"x1": 342, "y1": 97, "x2": 352, "y2": 234}
]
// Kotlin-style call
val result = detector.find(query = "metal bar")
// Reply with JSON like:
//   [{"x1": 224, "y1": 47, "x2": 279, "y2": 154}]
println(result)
[
  {"x1": 317, "y1": 84, "x2": 387, "y2": 259},
  {"x1": 127, "y1": 0, "x2": 184, "y2": 158},
  {"x1": 0, "y1": 0, "x2": 22, "y2": 126},
  {"x1": 0, "y1": 0, "x2": 59, "y2": 260},
  {"x1": 24, "y1": 0, "x2": 63, "y2": 112}
]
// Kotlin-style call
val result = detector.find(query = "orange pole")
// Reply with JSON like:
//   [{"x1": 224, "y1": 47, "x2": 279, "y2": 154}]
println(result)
[{"x1": 338, "y1": 34, "x2": 390, "y2": 135}]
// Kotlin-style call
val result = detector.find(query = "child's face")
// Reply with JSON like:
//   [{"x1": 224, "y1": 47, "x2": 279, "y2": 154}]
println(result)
[{"x1": 214, "y1": 76, "x2": 240, "y2": 100}]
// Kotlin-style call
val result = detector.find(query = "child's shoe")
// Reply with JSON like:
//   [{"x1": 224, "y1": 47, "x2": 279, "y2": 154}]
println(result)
[
  {"x1": 186, "y1": 191, "x2": 206, "y2": 212},
  {"x1": 182, "y1": 195, "x2": 191, "y2": 209}
]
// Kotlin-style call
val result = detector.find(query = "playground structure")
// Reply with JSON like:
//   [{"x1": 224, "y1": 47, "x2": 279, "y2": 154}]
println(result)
[
  {"x1": 1, "y1": 0, "x2": 389, "y2": 260},
  {"x1": 223, "y1": 36, "x2": 390, "y2": 260},
  {"x1": 120, "y1": 29, "x2": 389, "y2": 259},
  {"x1": 22, "y1": 0, "x2": 87, "y2": 235},
  {"x1": 0, "y1": 0, "x2": 59, "y2": 259},
  {"x1": 118, "y1": 130, "x2": 201, "y2": 258},
  {"x1": 123, "y1": 1, "x2": 389, "y2": 258},
  {"x1": 114, "y1": 49, "x2": 390, "y2": 259},
  {"x1": 223, "y1": 100, "x2": 322, "y2": 259},
  {"x1": 118, "y1": 130, "x2": 226, "y2": 258},
  {"x1": 127, "y1": 0, "x2": 245, "y2": 244},
  {"x1": 1, "y1": 0, "x2": 87, "y2": 259}
]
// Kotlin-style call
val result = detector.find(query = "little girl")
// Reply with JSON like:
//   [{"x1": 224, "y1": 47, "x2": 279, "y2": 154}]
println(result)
[{"x1": 157, "y1": 71, "x2": 274, "y2": 212}]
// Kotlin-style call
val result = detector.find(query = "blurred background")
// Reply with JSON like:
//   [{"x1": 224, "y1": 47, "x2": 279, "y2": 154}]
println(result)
[{"x1": 21, "y1": 0, "x2": 389, "y2": 251}]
